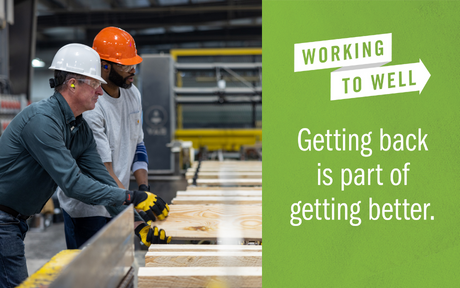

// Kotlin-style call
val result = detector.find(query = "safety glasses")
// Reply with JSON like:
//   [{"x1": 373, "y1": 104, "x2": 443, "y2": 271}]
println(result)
[
  {"x1": 76, "y1": 78, "x2": 102, "y2": 90},
  {"x1": 114, "y1": 63, "x2": 137, "y2": 73}
]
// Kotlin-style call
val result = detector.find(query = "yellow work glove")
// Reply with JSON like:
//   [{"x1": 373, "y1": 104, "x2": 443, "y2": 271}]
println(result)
[
  {"x1": 126, "y1": 190, "x2": 169, "y2": 221},
  {"x1": 138, "y1": 210, "x2": 153, "y2": 226},
  {"x1": 135, "y1": 223, "x2": 171, "y2": 247}
]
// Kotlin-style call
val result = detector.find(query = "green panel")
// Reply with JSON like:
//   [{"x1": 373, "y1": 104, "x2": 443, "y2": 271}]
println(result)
[{"x1": 264, "y1": 1, "x2": 460, "y2": 287}]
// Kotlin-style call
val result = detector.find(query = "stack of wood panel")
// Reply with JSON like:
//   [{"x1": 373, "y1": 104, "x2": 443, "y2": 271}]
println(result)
[
  {"x1": 139, "y1": 245, "x2": 262, "y2": 288},
  {"x1": 172, "y1": 190, "x2": 262, "y2": 205},
  {"x1": 139, "y1": 161, "x2": 262, "y2": 288},
  {"x1": 186, "y1": 161, "x2": 262, "y2": 187}
]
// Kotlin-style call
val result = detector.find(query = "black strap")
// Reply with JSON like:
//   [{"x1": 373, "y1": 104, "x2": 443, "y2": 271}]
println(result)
[{"x1": 0, "y1": 205, "x2": 31, "y2": 221}]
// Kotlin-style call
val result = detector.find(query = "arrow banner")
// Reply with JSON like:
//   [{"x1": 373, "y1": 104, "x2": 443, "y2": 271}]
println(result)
[
  {"x1": 294, "y1": 33, "x2": 431, "y2": 100},
  {"x1": 330, "y1": 60, "x2": 431, "y2": 100},
  {"x1": 294, "y1": 33, "x2": 392, "y2": 72}
]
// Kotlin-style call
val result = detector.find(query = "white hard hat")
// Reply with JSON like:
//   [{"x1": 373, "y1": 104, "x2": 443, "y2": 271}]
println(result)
[{"x1": 49, "y1": 43, "x2": 107, "y2": 84}]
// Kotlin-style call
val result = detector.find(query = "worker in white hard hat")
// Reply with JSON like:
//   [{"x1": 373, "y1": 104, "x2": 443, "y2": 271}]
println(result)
[
  {"x1": 57, "y1": 28, "x2": 171, "y2": 250},
  {"x1": 0, "y1": 43, "x2": 170, "y2": 287}
]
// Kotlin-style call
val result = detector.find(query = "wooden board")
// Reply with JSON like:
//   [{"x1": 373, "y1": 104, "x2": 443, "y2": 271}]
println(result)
[
  {"x1": 189, "y1": 161, "x2": 262, "y2": 173},
  {"x1": 172, "y1": 196, "x2": 262, "y2": 205},
  {"x1": 188, "y1": 178, "x2": 262, "y2": 187},
  {"x1": 149, "y1": 244, "x2": 262, "y2": 253},
  {"x1": 186, "y1": 171, "x2": 262, "y2": 180},
  {"x1": 145, "y1": 252, "x2": 262, "y2": 267},
  {"x1": 177, "y1": 190, "x2": 262, "y2": 197},
  {"x1": 188, "y1": 167, "x2": 262, "y2": 173},
  {"x1": 138, "y1": 267, "x2": 262, "y2": 288},
  {"x1": 186, "y1": 186, "x2": 262, "y2": 191},
  {"x1": 192, "y1": 161, "x2": 262, "y2": 167},
  {"x1": 154, "y1": 205, "x2": 262, "y2": 241}
]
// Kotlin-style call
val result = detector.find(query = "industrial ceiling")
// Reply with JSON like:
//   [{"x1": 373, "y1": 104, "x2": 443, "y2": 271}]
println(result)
[{"x1": 35, "y1": 0, "x2": 262, "y2": 53}]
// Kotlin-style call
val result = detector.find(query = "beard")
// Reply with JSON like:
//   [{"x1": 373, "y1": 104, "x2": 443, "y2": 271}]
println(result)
[{"x1": 109, "y1": 67, "x2": 134, "y2": 89}]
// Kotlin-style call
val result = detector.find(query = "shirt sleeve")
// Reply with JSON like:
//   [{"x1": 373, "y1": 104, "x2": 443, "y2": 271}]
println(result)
[
  {"x1": 19, "y1": 114, "x2": 126, "y2": 207},
  {"x1": 83, "y1": 107, "x2": 112, "y2": 163},
  {"x1": 75, "y1": 138, "x2": 143, "y2": 222},
  {"x1": 134, "y1": 85, "x2": 145, "y2": 145}
]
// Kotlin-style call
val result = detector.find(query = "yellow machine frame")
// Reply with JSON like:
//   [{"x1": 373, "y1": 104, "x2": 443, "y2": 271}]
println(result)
[{"x1": 175, "y1": 128, "x2": 262, "y2": 151}]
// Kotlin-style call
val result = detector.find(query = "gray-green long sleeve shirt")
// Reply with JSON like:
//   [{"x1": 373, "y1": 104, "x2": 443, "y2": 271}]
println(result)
[{"x1": 0, "y1": 92, "x2": 129, "y2": 216}]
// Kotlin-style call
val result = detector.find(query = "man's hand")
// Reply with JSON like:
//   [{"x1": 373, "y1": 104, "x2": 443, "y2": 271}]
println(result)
[
  {"x1": 138, "y1": 184, "x2": 150, "y2": 191},
  {"x1": 126, "y1": 190, "x2": 169, "y2": 221},
  {"x1": 135, "y1": 223, "x2": 171, "y2": 247},
  {"x1": 138, "y1": 210, "x2": 154, "y2": 224}
]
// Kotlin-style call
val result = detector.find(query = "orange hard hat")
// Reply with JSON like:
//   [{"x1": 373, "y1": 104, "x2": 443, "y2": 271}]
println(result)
[{"x1": 92, "y1": 27, "x2": 142, "y2": 65}]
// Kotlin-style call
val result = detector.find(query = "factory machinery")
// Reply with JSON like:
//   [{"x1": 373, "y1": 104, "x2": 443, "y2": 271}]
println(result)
[{"x1": 139, "y1": 48, "x2": 262, "y2": 175}]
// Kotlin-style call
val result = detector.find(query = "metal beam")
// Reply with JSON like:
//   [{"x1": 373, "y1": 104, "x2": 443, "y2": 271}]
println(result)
[
  {"x1": 38, "y1": 0, "x2": 65, "y2": 10},
  {"x1": 36, "y1": 26, "x2": 261, "y2": 50},
  {"x1": 147, "y1": 0, "x2": 159, "y2": 6},
  {"x1": 176, "y1": 96, "x2": 261, "y2": 104},
  {"x1": 134, "y1": 27, "x2": 261, "y2": 45},
  {"x1": 37, "y1": 10, "x2": 261, "y2": 30},
  {"x1": 38, "y1": 0, "x2": 261, "y2": 14},
  {"x1": 50, "y1": 0, "x2": 89, "y2": 11},
  {"x1": 37, "y1": 18, "x2": 261, "y2": 31},
  {"x1": 174, "y1": 87, "x2": 261, "y2": 95},
  {"x1": 175, "y1": 62, "x2": 262, "y2": 70}
]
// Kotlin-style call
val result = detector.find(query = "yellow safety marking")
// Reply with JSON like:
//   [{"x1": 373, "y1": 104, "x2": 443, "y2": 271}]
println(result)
[
  {"x1": 175, "y1": 129, "x2": 262, "y2": 151},
  {"x1": 170, "y1": 48, "x2": 262, "y2": 61},
  {"x1": 17, "y1": 249, "x2": 80, "y2": 288},
  {"x1": 177, "y1": 104, "x2": 183, "y2": 129}
]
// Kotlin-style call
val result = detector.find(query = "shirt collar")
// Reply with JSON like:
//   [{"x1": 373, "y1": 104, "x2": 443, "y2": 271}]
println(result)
[{"x1": 53, "y1": 92, "x2": 83, "y2": 126}]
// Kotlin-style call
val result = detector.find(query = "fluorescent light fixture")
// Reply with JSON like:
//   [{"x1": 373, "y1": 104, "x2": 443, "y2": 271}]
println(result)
[{"x1": 32, "y1": 58, "x2": 45, "y2": 68}]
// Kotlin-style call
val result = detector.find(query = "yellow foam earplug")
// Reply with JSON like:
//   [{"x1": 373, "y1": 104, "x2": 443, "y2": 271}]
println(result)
[{"x1": 71, "y1": 84, "x2": 75, "y2": 88}]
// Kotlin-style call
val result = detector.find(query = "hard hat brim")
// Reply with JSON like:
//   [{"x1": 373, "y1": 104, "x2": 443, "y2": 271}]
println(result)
[
  {"x1": 89, "y1": 75, "x2": 108, "y2": 85},
  {"x1": 48, "y1": 68, "x2": 108, "y2": 85},
  {"x1": 102, "y1": 54, "x2": 143, "y2": 66}
]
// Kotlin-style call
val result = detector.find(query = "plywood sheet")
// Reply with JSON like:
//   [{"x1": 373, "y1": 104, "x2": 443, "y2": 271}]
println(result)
[
  {"x1": 192, "y1": 161, "x2": 262, "y2": 167},
  {"x1": 186, "y1": 171, "x2": 262, "y2": 179},
  {"x1": 189, "y1": 167, "x2": 262, "y2": 173},
  {"x1": 186, "y1": 186, "x2": 262, "y2": 191},
  {"x1": 177, "y1": 190, "x2": 262, "y2": 197},
  {"x1": 138, "y1": 267, "x2": 262, "y2": 288},
  {"x1": 188, "y1": 178, "x2": 262, "y2": 186},
  {"x1": 154, "y1": 205, "x2": 262, "y2": 241},
  {"x1": 149, "y1": 244, "x2": 262, "y2": 253},
  {"x1": 145, "y1": 252, "x2": 262, "y2": 267},
  {"x1": 172, "y1": 196, "x2": 262, "y2": 205}
]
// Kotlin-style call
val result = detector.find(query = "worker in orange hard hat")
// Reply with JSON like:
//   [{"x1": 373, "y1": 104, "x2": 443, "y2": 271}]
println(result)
[
  {"x1": 93, "y1": 26, "x2": 143, "y2": 90},
  {"x1": 57, "y1": 27, "x2": 171, "y2": 250}
]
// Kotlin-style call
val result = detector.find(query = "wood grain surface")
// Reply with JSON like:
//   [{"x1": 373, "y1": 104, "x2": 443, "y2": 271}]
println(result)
[
  {"x1": 186, "y1": 186, "x2": 262, "y2": 191},
  {"x1": 153, "y1": 205, "x2": 262, "y2": 241},
  {"x1": 187, "y1": 178, "x2": 262, "y2": 186},
  {"x1": 148, "y1": 244, "x2": 262, "y2": 253},
  {"x1": 145, "y1": 251, "x2": 262, "y2": 267},
  {"x1": 188, "y1": 167, "x2": 262, "y2": 173},
  {"x1": 172, "y1": 196, "x2": 262, "y2": 205},
  {"x1": 177, "y1": 190, "x2": 262, "y2": 197},
  {"x1": 186, "y1": 171, "x2": 262, "y2": 179},
  {"x1": 192, "y1": 161, "x2": 262, "y2": 167},
  {"x1": 138, "y1": 267, "x2": 262, "y2": 288}
]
